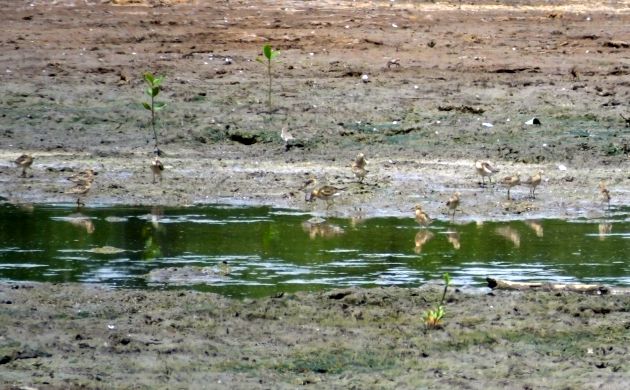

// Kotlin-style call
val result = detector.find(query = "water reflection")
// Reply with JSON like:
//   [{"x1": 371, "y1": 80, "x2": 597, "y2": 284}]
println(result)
[
  {"x1": 526, "y1": 220, "x2": 544, "y2": 237},
  {"x1": 598, "y1": 223, "x2": 612, "y2": 240},
  {"x1": 413, "y1": 230, "x2": 434, "y2": 254},
  {"x1": 302, "y1": 218, "x2": 345, "y2": 239},
  {"x1": 0, "y1": 203, "x2": 628, "y2": 297},
  {"x1": 495, "y1": 226, "x2": 521, "y2": 248},
  {"x1": 445, "y1": 230, "x2": 461, "y2": 250}
]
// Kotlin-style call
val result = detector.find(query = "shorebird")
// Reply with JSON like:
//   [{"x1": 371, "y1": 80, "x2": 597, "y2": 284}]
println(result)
[
  {"x1": 599, "y1": 181, "x2": 611, "y2": 208},
  {"x1": 66, "y1": 179, "x2": 92, "y2": 208},
  {"x1": 14, "y1": 154, "x2": 33, "y2": 177},
  {"x1": 500, "y1": 173, "x2": 521, "y2": 200},
  {"x1": 67, "y1": 168, "x2": 97, "y2": 184},
  {"x1": 446, "y1": 192, "x2": 461, "y2": 219},
  {"x1": 522, "y1": 170, "x2": 544, "y2": 199},
  {"x1": 280, "y1": 126, "x2": 294, "y2": 150},
  {"x1": 351, "y1": 152, "x2": 369, "y2": 183},
  {"x1": 387, "y1": 58, "x2": 401, "y2": 69},
  {"x1": 151, "y1": 156, "x2": 164, "y2": 183},
  {"x1": 475, "y1": 160, "x2": 499, "y2": 186},
  {"x1": 413, "y1": 204, "x2": 432, "y2": 227},
  {"x1": 304, "y1": 178, "x2": 345, "y2": 210}
]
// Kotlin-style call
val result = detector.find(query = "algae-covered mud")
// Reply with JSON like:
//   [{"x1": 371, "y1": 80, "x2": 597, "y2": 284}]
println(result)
[{"x1": 1, "y1": 0, "x2": 629, "y2": 388}]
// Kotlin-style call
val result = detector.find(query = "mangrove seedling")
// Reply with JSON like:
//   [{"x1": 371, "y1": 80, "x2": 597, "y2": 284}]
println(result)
[
  {"x1": 256, "y1": 44, "x2": 280, "y2": 113},
  {"x1": 142, "y1": 72, "x2": 167, "y2": 150},
  {"x1": 423, "y1": 272, "x2": 451, "y2": 330}
]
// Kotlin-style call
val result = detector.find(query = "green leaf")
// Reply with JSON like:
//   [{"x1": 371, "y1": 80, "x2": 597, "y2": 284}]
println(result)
[
  {"x1": 145, "y1": 87, "x2": 154, "y2": 97},
  {"x1": 443, "y1": 272, "x2": 451, "y2": 286},
  {"x1": 270, "y1": 50, "x2": 279, "y2": 60},
  {"x1": 144, "y1": 72, "x2": 154, "y2": 84},
  {"x1": 142, "y1": 102, "x2": 152, "y2": 111},
  {"x1": 153, "y1": 75, "x2": 164, "y2": 87},
  {"x1": 153, "y1": 101, "x2": 167, "y2": 111},
  {"x1": 151, "y1": 86, "x2": 160, "y2": 97},
  {"x1": 263, "y1": 44, "x2": 272, "y2": 60}
]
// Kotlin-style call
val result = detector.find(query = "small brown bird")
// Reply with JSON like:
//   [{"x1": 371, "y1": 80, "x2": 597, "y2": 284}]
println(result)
[
  {"x1": 522, "y1": 170, "x2": 544, "y2": 199},
  {"x1": 599, "y1": 181, "x2": 611, "y2": 208},
  {"x1": 351, "y1": 152, "x2": 369, "y2": 183},
  {"x1": 413, "y1": 204, "x2": 432, "y2": 227},
  {"x1": 475, "y1": 160, "x2": 499, "y2": 186},
  {"x1": 66, "y1": 179, "x2": 92, "y2": 208},
  {"x1": 67, "y1": 168, "x2": 97, "y2": 184},
  {"x1": 446, "y1": 192, "x2": 461, "y2": 219},
  {"x1": 151, "y1": 157, "x2": 164, "y2": 184},
  {"x1": 14, "y1": 154, "x2": 33, "y2": 177},
  {"x1": 305, "y1": 179, "x2": 345, "y2": 210},
  {"x1": 500, "y1": 173, "x2": 521, "y2": 200},
  {"x1": 387, "y1": 58, "x2": 401, "y2": 69}
]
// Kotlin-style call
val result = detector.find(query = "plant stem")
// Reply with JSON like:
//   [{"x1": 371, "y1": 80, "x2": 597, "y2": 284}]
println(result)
[
  {"x1": 267, "y1": 59, "x2": 272, "y2": 113},
  {"x1": 439, "y1": 281, "x2": 449, "y2": 306},
  {"x1": 151, "y1": 93, "x2": 158, "y2": 148}
]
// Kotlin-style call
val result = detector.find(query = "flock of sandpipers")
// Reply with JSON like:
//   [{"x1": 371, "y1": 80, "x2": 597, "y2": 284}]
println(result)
[
  {"x1": 302, "y1": 152, "x2": 614, "y2": 225},
  {"x1": 11, "y1": 151, "x2": 614, "y2": 218},
  {"x1": 11, "y1": 152, "x2": 164, "y2": 208}
]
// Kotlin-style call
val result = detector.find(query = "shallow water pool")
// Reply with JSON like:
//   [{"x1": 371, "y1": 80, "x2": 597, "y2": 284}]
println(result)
[{"x1": 0, "y1": 203, "x2": 628, "y2": 297}]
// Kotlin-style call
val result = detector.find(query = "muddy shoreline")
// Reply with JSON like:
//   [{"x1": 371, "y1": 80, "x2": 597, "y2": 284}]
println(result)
[{"x1": 1, "y1": 0, "x2": 629, "y2": 388}]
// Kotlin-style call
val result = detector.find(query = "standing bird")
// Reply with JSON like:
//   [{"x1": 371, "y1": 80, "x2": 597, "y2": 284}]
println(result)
[
  {"x1": 599, "y1": 181, "x2": 611, "y2": 209},
  {"x1": 351, "y1": 152, "x2": 369, "y2": 183},
  {"x1": 14, "y1": 154, "x2": 33, "y2": 178},
  {"x1": 304, "y1": 178, "x2": 345, "y2": 210},
  {"x1": 475, "y1": 160, "x2": 499, "y2": 186},
  {"x1": 280, "y1": 126, "x2": 295, "y2": 151},
  {"x1": 151, "y1": 156, "x2": 164, "y2": 184},
  {"x1": 67, "y1": 168, "x2": 97, "y2": 184},
  {"x1": 500, "y1": 173, "x2": 521, "y2": 200},
  {"x1": 66, "y1": 179, "x2": 93, "y2": 208},
  {"x1": 522, "y1": 170, "x2": 544, "y2": 199},
  {"x1": 446, "y1": 192, "x2": 461, "y2": 220},
  {"x1": 413, "y1": 204, "x2": 432, "y2": 227}
]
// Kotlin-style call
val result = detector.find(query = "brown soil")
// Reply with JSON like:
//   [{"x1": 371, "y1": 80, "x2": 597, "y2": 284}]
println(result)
[{"x1": 0, "y1": 1, "x2": 629, "y2": 388}]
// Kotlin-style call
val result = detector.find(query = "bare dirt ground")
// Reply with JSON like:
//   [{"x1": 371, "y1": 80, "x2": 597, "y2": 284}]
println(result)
[{"x1": 1, "y1": 0, "x2": 629, "y2": 388}]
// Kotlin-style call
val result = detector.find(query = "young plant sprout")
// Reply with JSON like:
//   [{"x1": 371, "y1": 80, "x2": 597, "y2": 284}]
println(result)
[
  {"x1": 423, "y1": 273, "x2": 451, "y2": 330},
  {"x1": 142, "y1": 72, "x2": 166, "y2": 152},
  {"x1": 256, "y1": 44, "x2": 280, "y2": 113}
]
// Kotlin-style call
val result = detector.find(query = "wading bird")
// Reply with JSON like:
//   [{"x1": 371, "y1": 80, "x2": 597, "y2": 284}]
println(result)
[
  {"x1": 413, "y1": 204, "x2": 432, "y2": 227},
  {"x1": 475, "y1": 160, "x2": 499, "y2": 186},
  {"x1": 500, "y1": 173, "x2": 521, "y2": 200},
  {"x1": 151, "y1": 156, "x2": 164, "y2": 184},
  {"x1": 351, "y1": 152, "x2": 369, "y2": 183},
  {"x1": 304, "y1": 178, "x2": 345, "y2": 210},
  {"x1": 599, "y1": 181, "x2": 611, "y2": 209},
  {"x1": 14, "y1": 154, "x2": 33, "y2": 178},
  {"x1": 522, "y1": 170, "x2": 544, "y2": 199},
  {"x1": 66, "y1": 179, "x2": 92, "y2": 208},
  {"x1": 446, "y1": 192, "x2": 461, "y2": 219}
]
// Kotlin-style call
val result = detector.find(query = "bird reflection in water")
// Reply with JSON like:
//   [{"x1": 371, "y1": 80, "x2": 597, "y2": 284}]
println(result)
[
  {"x1": 525, "y1": 220, "x2": 544, "y2": 237},
  {"x1": 598, "y1": 223, "x2": 612, "y2": 241},
  {"x1": 495, "y1": 226, "x2": 520, "y2": 248},
  {"x1": 445, "y1": 230, "x2": 461, "y2": 250},
  {"x1": 66, "y1": 213, "x2": 95, "y2": 234},
  {"x1": 414, "y1": 230, "x2": 434, "y2": 254},
  {"x1": 150, "y1": 206, "x2": 164, "y2": 229},
  {"x1": 302, "y1": 217, "x2": 344, "y2": 239}
]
